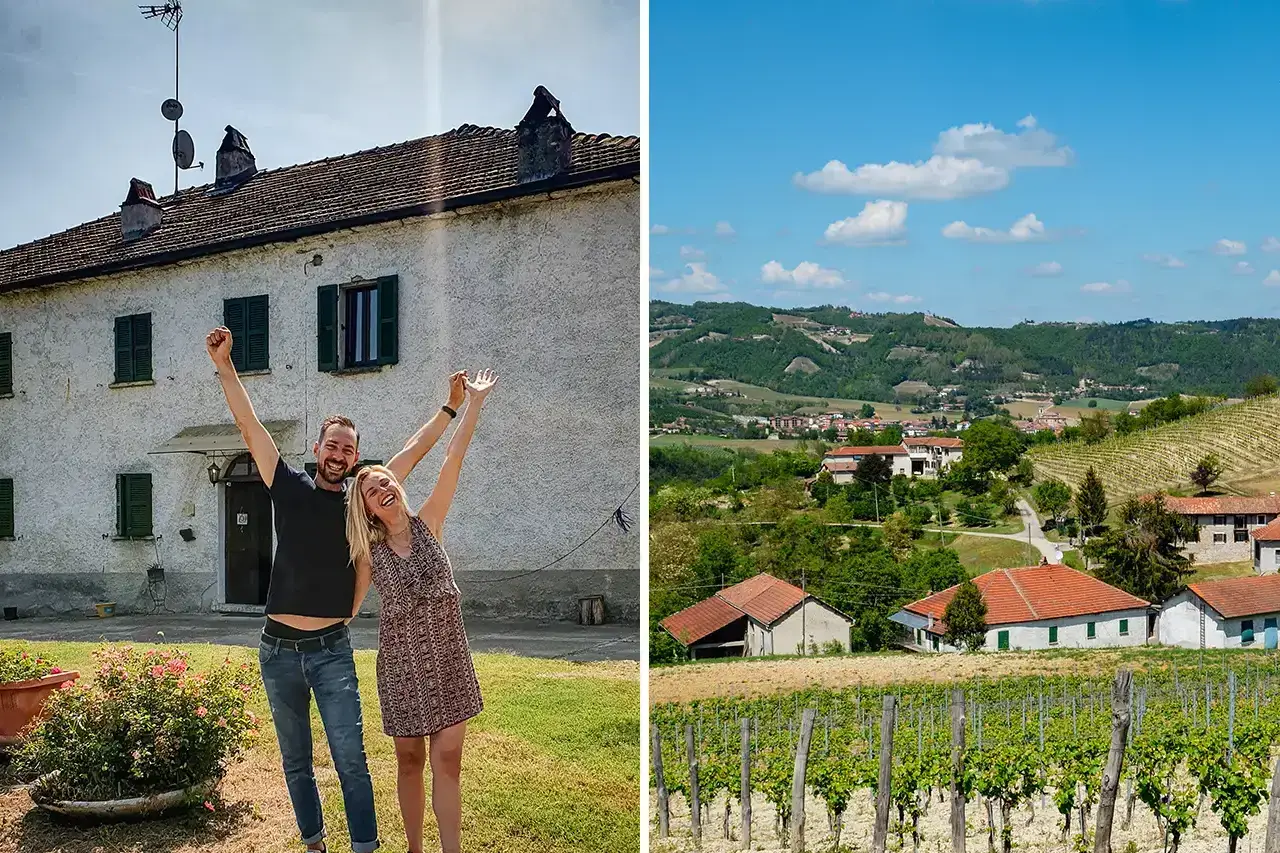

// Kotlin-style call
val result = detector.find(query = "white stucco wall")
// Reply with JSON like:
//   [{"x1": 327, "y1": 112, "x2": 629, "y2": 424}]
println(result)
[
  {"x1": 0, "y1": 182, "x2": 640, "y2": 620},
  {"x1": 1181, "y1": 514, "x2": 1277, "y2": 563},
  {"x1": 1159, "y1": 592, "x2": 1280, "y2": 649},
  {"x1": 768, "y1": 600, "x2": 852, "y2": 655},
  {"x1": 891, "y1": 607, "x2": 1148, "y2": 652},
  {"x1": 1256, "y1": 541, "x2": 1280, "y2": 575}
]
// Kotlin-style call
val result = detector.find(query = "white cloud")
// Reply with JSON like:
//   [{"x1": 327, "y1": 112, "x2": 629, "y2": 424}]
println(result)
[
  {"x1": 649, "y1": 266, "x2": 664, "y2": 278},
  {"x1": 761, "y1": 261, "x2": 846, "y2": 288},
  {"x1": 1264, "y1": 237, "x2": 1280, "y2": 253},
  {"x1": 1266, "y1": 270, "x2": 1280, "y2": 286},
  {"x1": 794, "y1": 156, "x2": 1008, "y2": 201},
  {"x1": 1029, "y1": 261, "x2": 1063, "y2": 277},
  {"x1": 866, "y1": 291, "x2": 922, "y2": 304},
  {"x1": 1143, "y1": 253, "x2": 1186, "y2": 269},
  {"x1": 1234, "y1": 261, "x2": 1255, "y2": 275},
  {"x1": 1213, "y1": 239, "x2": 1247, "y2": 256},
  {"x1": 657, "y1": 263, "x2": 732, "y2": 300},
  {"x1": 650, "y1": 224, "x2": 671, "y2": 235},
  {"x1": 679, "y1": 245, "x2": 706, "y2": 260},
  {"x1": 942, "y1": 213, "x2": 1047, "y2": 244},
  {"x1": 714, "y1": 221, "x2": 736, "y2": 238},
  {"x1": 1081, "y1": 279, "x2": 1130, "y2": 294},
  {"x1": 933, "y1": 117, "x2": 1074, "y2": 169},
  {"x1": 823, "y1": 200, "x2": 909, "y2": 245}
]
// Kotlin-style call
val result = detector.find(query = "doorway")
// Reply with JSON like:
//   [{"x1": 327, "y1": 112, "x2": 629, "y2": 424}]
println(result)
[{"x1": 222, "y1": 454, "x2": 272, "y2": 606}]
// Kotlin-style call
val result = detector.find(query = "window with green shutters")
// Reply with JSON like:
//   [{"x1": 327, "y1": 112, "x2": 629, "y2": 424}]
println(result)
[
  {"x1": 1087, "y1": 621, "x2": 1097, "y2": 639},
  {"x1": 113, "y1": 313, "x2": 153, "y2": 383},
  {"x1": 1119, "y1": 619, "x2": 1129, "y2": 636},
  {"x1": 116, "y1": 473, "x2": 153, "y2": 539},
  {"x1": 317, "y1": 276, "x2": 399, "y2": 372},
  {"x1": 997, "y1": 630, "x2": 1009, "y2": 651},
  {"x1": 0, "y1": 332, "x2": 11, "y2": 396},
  {"x1": 1048, "y1": 626, "x2": 1058, "y2": 645},
  {"x1": 0, "y1": 479, "x2": 13, "y2": 538},
  {"x1": 223, "y1": 295, "x2": 270, "y2": 371}
]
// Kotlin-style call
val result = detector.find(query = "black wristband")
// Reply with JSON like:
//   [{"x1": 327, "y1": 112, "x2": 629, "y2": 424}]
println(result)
[{"x1": 441, "y1": 405, "x2": 457, "y2": 419}]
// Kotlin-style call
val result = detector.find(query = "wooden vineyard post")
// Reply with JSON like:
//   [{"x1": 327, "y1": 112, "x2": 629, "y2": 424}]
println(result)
[
  {"x1": 1095, "y1": 669, "x2": 1133, "y2": 853},
  {"x1": 741, "y1": 717, "x2": 752, "y2": 850},
  {"x1": 653, "y1": 726, "x2": 670, "y2": 839},
  {"x1": 951, "y1": 688, "x2": 967, "y2": 853},
  {"x1": 873, "y1": 694, "x2": 898, "y2": 853},
  {"x1": 790, "y1": 708, "x2": 817, "y2": 852},
  {"x1": 687, "y1": 724, "x2": 702, "y2": 846},
  {"x1": 1265, "y1": 749, "x2": 1280, "y2": 853}
]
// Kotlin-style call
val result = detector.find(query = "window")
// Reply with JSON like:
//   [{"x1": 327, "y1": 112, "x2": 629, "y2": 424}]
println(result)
[
  {"x1": 113, "y1": 313, "x2": 152, "y2": 383},
  {"x1": 997, "y1": 630, "x2": 1009, "y2": 651},
  {"x1": 0, "y1": 332, "x2": 10, "y2": 396},
  {"x1": 316, "y1": 277, "x2": 399, "y2": 372},
  {"x1": 1214, "y1": 515, "x2": 1227, "y2": 526},
  {"x1": 1243, "y1": 619, "x2": 1256, "y2": 645},
  {"x1": 1266, "y1": 618, "x2": 1277, "y2": 631},
  {"x1": 1235, "y1": 529, "x2": 1249, "y2": 543},
  {"x1": 223, "y1": 295, "x2": 270, "y2": 372},
  {"x1": 1048, "y1": 626, "x2": 1058, "y2": 645},
  {"x1": 116, "y1": 473, "x2": 152, "y2": 539},
  {"x1": 1260, "y1": 515, "x2": 1269, "y2": 526},
  {"x1": 1214, "y1": 532, "x2": 1228, "y2": 544},
  {"x1": 0, "y1": 478, "x2": 12, "y2": 538},
  {"x1": 931, "y1": 636, "x2": 939, "y2": 651},
  {"x1": 1235, "y1": 515, "x2": 1247, "y2": 529},
  {"x1": 1119, "y1": 619, "x2": 1129, "y2": 636},
  {"x1": 1087, "y1": 621, "x2": 1097, "y2": 639},
  {"x1": 916, "y1": 629, "x2": 923, "y2": 646}
]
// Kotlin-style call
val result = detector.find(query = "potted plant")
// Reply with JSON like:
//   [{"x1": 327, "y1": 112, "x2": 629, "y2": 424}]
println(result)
[
  {"x1": 16, "y1": 646, "x2": 258, "y2": 819},
  {"x1": 0, "y1": 647, "x2": 78, "y2": 746}
]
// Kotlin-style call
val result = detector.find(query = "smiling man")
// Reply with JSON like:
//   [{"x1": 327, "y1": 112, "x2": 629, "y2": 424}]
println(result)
[{"x1": 205, "y1": 325, "x2": 465, "y2": 853}]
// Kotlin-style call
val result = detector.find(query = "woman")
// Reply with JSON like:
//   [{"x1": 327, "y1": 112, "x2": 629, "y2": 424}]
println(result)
[{"x1": 346, "y1": 368, "x2": 497, "y2": 853}]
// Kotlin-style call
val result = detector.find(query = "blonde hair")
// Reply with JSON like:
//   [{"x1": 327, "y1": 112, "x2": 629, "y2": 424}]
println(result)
[{"x1": 345, "y1": 465, "x2": 409, "y2": 568}]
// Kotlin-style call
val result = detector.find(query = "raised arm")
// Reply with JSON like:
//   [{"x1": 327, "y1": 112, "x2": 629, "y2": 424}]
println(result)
[
  {"x1": 206, "y1": 327, "x2": 280, "y2": 488},
  {"x1": 385, "y1": 371, "x2": 467, "y2": 484},
  {"x1": 419, "y1": 369, "x2": 497, "y2": 539}
]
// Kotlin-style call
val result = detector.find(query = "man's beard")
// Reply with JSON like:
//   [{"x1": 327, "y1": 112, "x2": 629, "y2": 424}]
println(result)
[{"x1": 317, "y1": 460, "x2": 351, "y2": 484}]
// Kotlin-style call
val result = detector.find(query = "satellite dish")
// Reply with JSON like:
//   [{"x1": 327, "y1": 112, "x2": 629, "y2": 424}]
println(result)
[
  {"x1": 1053, "y1": 547, "x2": 1064, "y2": 564},
  {"x1": 160, "y1": 98, "x2": 184, "y2": 121},
  {"x1": 172, "y1": 130, "x2": 195, "y2": 169}
]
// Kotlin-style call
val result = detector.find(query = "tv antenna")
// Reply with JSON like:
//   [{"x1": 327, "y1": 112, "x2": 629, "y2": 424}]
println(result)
[{"x1": 139, "y1": 2, "x2": 202, "y2": 197}]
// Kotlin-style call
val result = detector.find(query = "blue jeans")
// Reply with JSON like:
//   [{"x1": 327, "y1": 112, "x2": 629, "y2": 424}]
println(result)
[{"x1": 258, "y1": 627, "x2": 379, "y2": 852}]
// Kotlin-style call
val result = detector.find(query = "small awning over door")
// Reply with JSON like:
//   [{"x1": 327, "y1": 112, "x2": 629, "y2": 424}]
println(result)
[{"x1": 149, "y1": 420, "x2": 299, "y2": 454}]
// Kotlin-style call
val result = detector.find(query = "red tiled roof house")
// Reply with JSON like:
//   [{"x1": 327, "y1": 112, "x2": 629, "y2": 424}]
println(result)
[
  {"x1": 1163, "y1": 495, "x2": 1280, "y2": 565},
  {"x1": 1159, "y1": 575, "x2": 1280, "y2": 648},
  {"x1": 661, "y1": 573, "x2": 853, "y2": 659},
  {"x1": 890, "y1": 564, "x2": 1153, "y2": 652}
]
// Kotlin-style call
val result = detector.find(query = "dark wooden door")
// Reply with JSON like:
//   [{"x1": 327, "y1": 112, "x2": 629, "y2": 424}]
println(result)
[{"x1": 225, "y1": 481, "x2": 272, "y2": 605}]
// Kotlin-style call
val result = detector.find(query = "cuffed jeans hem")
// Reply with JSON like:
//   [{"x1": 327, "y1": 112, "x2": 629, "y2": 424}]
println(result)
[
  {"x1": 351, "y1": 840, "x2": 381, "y2": 853},
  {"x1": 301, "y1": 829, "x2": 326, "y2": 846}
]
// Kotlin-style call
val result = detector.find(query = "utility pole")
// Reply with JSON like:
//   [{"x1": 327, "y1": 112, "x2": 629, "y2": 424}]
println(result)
[
  {"x1": 874, "y1": 483, "x2": 880, "y2": 523},
  {"x1": 801, "y1": 567, "x2": 807, "y2": 656}
]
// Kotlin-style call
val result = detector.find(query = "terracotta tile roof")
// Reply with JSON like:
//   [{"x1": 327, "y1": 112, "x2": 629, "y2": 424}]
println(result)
[
  {"x1": 826, "y1": 445, "x2": 908, "y2": 458},
  {"x1": 1253, "y1": 518, "x2": 1280, "y2": 541},
  {"x1": 0, "y1": 122, "x2": 640, "y2": 293},
  {"x1": 660, "y1": 596, "x2": 747, "y2": 646},
  {"x1": 1188, "y1": 575, "x2": 1280, "y2": 618},
  {"x1": 1163, "y1": 496, "x2": 1280, "y2": 515},
  {"x1": 821, "y1": 460, "x2": 860, "y2": 473},
  {"x1": 716, "y1": 573, "x2": 807, "y2": 625},
  {"x1": 903, "y1": 564, "x2": 1150, "y2": 627},
  {"x1": 904, "y1": 437, "x2": 964, "y2": 448}
]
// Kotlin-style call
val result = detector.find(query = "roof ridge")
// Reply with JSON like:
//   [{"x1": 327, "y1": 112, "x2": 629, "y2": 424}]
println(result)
[{"x1": 1004, "y1": 568, "x2": 1040, "y2": 619}]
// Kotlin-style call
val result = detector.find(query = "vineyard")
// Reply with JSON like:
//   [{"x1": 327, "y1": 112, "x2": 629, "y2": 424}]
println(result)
[
  {"x1": 650, "y1": 661, "x2": 1280, "y2": 853},
  {"x1": 1028, "y1": 396, "x2": 1280, "y2": 501}
]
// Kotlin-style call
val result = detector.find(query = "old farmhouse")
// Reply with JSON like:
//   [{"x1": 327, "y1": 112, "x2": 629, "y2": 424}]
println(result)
[
  {"x1": 661, "y1": 573, "x2": 853, "y2": 659},
  {"x1": 0, "y1": 89, "x2": 640, "y2": 621},
  {"x1": 1159, "y1": 575, "x2": 1280, "y2": 649},
  {"x1": 890, "y1": 563, "x2": 1153, "y2": 652},
  {"x1": 820, "y1": 437, "x2": 964, "y2": 484},
  {"x1": 1163, "y1": 495, "x2": 1280, "y2": 564}
]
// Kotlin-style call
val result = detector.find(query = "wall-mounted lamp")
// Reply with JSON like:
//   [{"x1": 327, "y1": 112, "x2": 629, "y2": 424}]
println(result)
[{"x1": 207, "y1": 461, "x2": 221, "y2": 484}]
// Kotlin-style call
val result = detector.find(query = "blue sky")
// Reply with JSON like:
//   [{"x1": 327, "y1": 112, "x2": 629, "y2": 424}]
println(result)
[
  {"x1": 649, "y1": 0, "x2": 1280, "y2": 326},
  {"x1": 0, "y1": 0, "x2": 638, "y2": 251}
]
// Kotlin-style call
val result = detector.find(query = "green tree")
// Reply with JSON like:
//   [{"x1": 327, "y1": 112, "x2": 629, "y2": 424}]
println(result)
[
  {"x1": 1245, "y1": 374, "x2": 1278, "y2": 398},
  {"x1": 1074, "y1": 467, "x2": 1109, "y2": 538},
  {"x1": 859, "y1": 403, "x2": 877, "y2": 418},
  {"x1": 1084, "y1": 494, "x2": 1197, "y2": 602},
  {"x1": 824, "y1": 491, "x2": 854, "y2": 523},
  {"x1": 1190, "y1": 453, "x2": 1225, "y2": 494},
  {"x1": 1079, "y1": 411, "x2": 1111, "y2": 445},
  {"x1": 857, "y1": 452, "x2": 894, "y2": 486},
  {"x1": 881, "y1": 512, "x2": 916, "y2": 559},
  {"x1": 1033, "y1": 479, "x2": 1073, "y2": 527},
  {"x1": 943, "y1": 579, "x2": 988, "y2": 651},
  {"x1": 1009, "y1": 457, "x2": 1036, "y2": 487},
  {"x1": 987, "y1": 479, "x2": 1018, "y2": 517},
  {"x1": 956, "y1": 420, "x2": 1025, "y2": 481},
  {"x1": 810, "y1": 469, "x2": 838, "y2": 506},
  {"x1": 852, "y1": 608, "x2": 890, "y2": 651}
]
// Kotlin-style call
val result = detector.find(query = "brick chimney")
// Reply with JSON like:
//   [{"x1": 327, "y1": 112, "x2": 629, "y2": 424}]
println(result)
[
  {"x1": 120, "y1": 178, "x2": 162, "y2": 241},
  {"x1": 516, "y1": 86, "x2": 573, "y2": 184},
  {"x1": 213, "y1": 125, "x2": 257, "y2": 193}
]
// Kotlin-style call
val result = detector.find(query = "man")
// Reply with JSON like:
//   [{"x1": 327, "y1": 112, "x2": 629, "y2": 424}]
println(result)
[{"x1": 206, "y1": 325, "x2": 466, "y2": 853}]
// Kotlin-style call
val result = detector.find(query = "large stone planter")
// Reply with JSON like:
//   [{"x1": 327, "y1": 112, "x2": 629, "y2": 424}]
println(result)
[
  {"x1": 30, "y1": 772, "x2": 217, "y2": 819},
  {"x1": 0, "y1": 671, "x2": 79, "y2": 745}
]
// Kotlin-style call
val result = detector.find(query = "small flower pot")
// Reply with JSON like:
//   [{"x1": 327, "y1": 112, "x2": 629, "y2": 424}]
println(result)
[
  {"x1": 94, "y1": 602, "x2": 116, "y2": 618},
  {"x1": 0, "y1": 671, "x2": 80, "y2": 745},
  {"x1": 30, "y1": 772, "x2": 218, "y2": 820}
]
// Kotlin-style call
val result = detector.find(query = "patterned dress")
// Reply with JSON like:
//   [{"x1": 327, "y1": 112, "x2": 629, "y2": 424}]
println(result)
[{"x1": 369, "y1": 516, "x2": 483, "y2": 737}]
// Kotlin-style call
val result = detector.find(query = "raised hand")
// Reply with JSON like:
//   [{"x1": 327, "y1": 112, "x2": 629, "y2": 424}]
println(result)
[
  {"x1": 206, "y1": 327, "x2": 233, "y2": 366},
  {"x1": 465, "y1": 369, "x2": 497, "y2": 400},
  {"x1": 447, "y1": 370, "x2": 467, "y2": 409}
]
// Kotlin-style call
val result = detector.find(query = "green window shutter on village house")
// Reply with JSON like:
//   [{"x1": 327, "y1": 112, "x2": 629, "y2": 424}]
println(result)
[
  {"x1": 376, "y1": 276, "x2": 399, "y2": 366},
  {"x1": 225, "y1": 296, "x2": 270, "y2": 372},
  {"x1": 0, "y1": 479, "x2": 13, "y2": 538},
  {"x1": 0, "y1": 333, "x2": 11, "y2": 396},
  {"x1": 223, "y1": 298, "x2": 247, "y2": 371},
  {"x1": 114, "y1": 314, "x2": 152, "y2": 383},
  {"x1": 317, "y1": 285, "x2": 338, "y2": 372},
  {"x1": 114, "y1": 316, "x2": 134, "y2": 382},
  {"x1": 116, "y1": 473, "x2": 153, "y2": 539}
]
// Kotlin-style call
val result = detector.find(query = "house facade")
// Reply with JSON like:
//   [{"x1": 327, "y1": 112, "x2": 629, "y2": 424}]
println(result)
[
  {"x1": 902, "y1": 437, "x2": 963, "y2": 477},
  {"x1": 1253, "y1": 519, "x2": 1280, "y2": 574},
  {"x1": 661, "y1": 573, "x2": 853, "y2": 659},
  {"x1": 0, "y1": 90, "x2": 641, "y2": 621},
  {"x1": 821, "y1": 439, "x2": 962, "y2": 482},
  {"x1": 890, "y1": 563, "x2": 1153, "y2": 652},
  {"x1": 1163, "y1": 496, "x2": 1280, "y2": 563},
  {"x1": 1159, "y1": 575, "x2": 1280, "y2": 649}
]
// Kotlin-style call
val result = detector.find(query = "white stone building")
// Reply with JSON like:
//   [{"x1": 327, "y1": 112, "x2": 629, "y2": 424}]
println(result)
[
  {"x1": 1253, "y1": 519, "x2": 1280, "y2": 574},
  {"x1": 890, "y1": 563, "x2": 1153, "y2": 652},
  {"x1": 0, "y1": 89, "x2": 641, "y2": 621},
  {"x1": 820, "y1": 438, "x2": 963, "y2": 483},
  {"x1": 1163, "y1": 495, "x2": 1280, "y2": 564},
  {"x1": 902, "y1": 437, "x2": 963, "y2": 477},
  {"x1": 660, "y1": 573, "x2": 853, "y2": 659},
  {"x1": 1159, "y1": 575, "x2": 1280, "y2": 649}
]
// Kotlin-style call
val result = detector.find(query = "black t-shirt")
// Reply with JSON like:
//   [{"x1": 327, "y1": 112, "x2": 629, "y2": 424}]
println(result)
[{"x1": 264, "y1": 457, "x2": 354, "y2": 618}]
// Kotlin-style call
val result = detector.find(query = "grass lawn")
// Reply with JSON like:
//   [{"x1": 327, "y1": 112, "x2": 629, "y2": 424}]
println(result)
[
  {"x1": 0, "y1": 643, "x2": 639, "y2": 853},
  {"x1": 925, "y1": 533, "x2": 1041, "y2": 573},
  {"x1": 1188, "y1": 559, "x2": 1255, "y2": 584},
  {"x1": 648, "y1": 434, "x2": 806, "y2": 452}
]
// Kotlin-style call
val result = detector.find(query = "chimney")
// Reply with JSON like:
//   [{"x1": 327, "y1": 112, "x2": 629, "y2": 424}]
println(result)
[
  {"x1": 120, "y1": 178, "x2": 162, "y2": 241},
  {"x1": 516, "y1": 86, "x2": 573, "y2": 184},
  {"x1": 213, "y1": 125, "x2": 257, "y2": 194}
]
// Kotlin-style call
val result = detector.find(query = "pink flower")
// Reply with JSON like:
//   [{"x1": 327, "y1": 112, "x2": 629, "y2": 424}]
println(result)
[
  {"x1": 59, "y1": 681, "x2": 74, "y2": 690},
  {"x1": 49, "y1": 667, "x2": 61, "y2": 674},
  {"x1": 196, "y1": 706, "x2": 208, "y2": 717},
  {"x1": 150, "y1": 666, "x2": 164, "y2": 677},
  {"x1": 132, "y1": 750, "x2": 141, "y2": 761},
  {"x1": 166, "y1": 659, "x2": 187, "y2": 674},
  {"x1": 216, "y1": 718, "x2": 227, "y2": 728},
  {"x1": 203, "y1": 800, "x2": 215, "y2": 812}
]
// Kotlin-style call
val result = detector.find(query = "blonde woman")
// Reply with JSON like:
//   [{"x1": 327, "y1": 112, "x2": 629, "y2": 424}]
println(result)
[{"x1": 346, "y1": 369, "x2": 496, "y2": 853}]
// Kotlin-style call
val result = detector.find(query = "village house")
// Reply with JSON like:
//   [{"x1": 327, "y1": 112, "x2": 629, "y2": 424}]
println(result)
[
  {"x1": 1163, "y1": 495, "x2": 1280, "y2": 563},
  {"x1": 661, "y1": 573, "x2": 853, "y2": 659},
  {"x1": 1159, "y1": 575, "x2": 1280, "y2": 649},
  {"x1": 902, "y1": 437, "x2": 964, "y2": 477},
  {"x1": 1253, "y1": 519, "x2": 1280, "y2": 573},
  {"x1": 890, "y1": 563, "x2": 1153, "y2": 652},
  {"x1": 820, "y1": 438, "x2": 963, "y2": 483},
  {"x1": 770, "y1": 415, "x2": 811, "y2": 435},
  {"x1": 0, "y1": 88, "x2": 640, "y2": 621}
]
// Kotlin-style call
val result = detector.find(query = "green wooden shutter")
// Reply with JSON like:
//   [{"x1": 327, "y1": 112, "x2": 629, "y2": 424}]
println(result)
[
  {"x1": 126, "y1": 473, "x2": 153, "y2": 538},
  {"x1": 114, "y1": 317, "x2": 134, "y2": 383},
  {"x1": 317, "y1": 285, "x2": 338, "y2": 372},
  {"x1": 0, "y1": 479, "x2": 13, "y2": 538},
  {"x1": 997, "y1": 630, "x2": 1009, "y2": 651},
  {"x1": 223, "y1": 298, "x2": 247, "y2": 372},
  {"x1": 376, "y1": 276, "x2": 398, "y2": 365},
  {"x1": 246, "y1": 295, "x2": 270, "y2": 371},
  {"x1": 0, "y1": 333, "x2": 11, "y2": 396},
  {"x1": 131, "y1": 314, "x2": 153, "y2": 381},
  {"x1": 116, "y1": 473, "x2": 128, "y2": 537}
]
